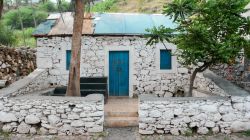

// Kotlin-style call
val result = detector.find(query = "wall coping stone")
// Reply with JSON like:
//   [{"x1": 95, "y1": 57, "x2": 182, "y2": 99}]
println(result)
[
  {"x1": 139, "y1": 94, "x2": 231, "y2": 102},
  {"x1": 0, "y1": 69, "x2": 48, "y2": 97},
  {"x1": 11, "y1": 89, "x2": 104, "y2": 102}
]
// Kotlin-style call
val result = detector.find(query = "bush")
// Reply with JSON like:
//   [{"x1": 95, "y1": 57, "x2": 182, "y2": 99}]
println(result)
[
  {"x1": 14, "y1": 28, "x2": 36, "y2": 47},
  {"x1": 91, "y1": 0, "x2": 118, "y2": 12},
  {"x1": 57, "y1": 0, "x2": 73, "y2": 12},
  {"x1": 38, "y1": 1, "x2": 57, "y2": 12},
  {"x1": 0, "y1": 22, "x2": 16, "y2": 46},
  {"x1": 3, "y1": 6, "x2": 48, "y2": 29}
]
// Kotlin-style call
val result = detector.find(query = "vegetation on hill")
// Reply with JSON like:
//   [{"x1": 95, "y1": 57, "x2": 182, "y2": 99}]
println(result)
[
  {"x1": 91, "y1": 0, "x2": 170, "y2": 13},
  {"x1": 0, "y1": 0, "x2": 72, "y2": 47}
]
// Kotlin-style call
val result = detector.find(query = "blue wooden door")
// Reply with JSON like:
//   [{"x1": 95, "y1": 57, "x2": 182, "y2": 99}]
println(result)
[{"x1": 109, "y1": 51, "x2": 129, "y2": 96}]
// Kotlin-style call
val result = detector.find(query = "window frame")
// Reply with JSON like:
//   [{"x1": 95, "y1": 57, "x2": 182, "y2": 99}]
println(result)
[
  {"x1": 160, "y1": 49, "x2": 172, "y2": 70},
  {"x1": 66, "y1": 50, "x2": 71, "y2": 70},
  {"x1": 156, "y1": 43, "x2": 177, "y2": 74}
]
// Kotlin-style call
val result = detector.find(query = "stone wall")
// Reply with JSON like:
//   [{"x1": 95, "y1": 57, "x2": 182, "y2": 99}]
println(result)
[
  {"x1": 0, "y1": 46, "x2": 36, "y2": 85},
  {"x1": 210, "y1": 51, "x2": 250, "y2": 91},
  {"x1": 0, "y1": 94, "x2": 104, "y2": 135},
  {"x1": 36, "y1": 36, "x2": 226, "y2": 97},
  {"x1": 139, "y1": 95, "x2": 250, "y2": 135},
  {"x1": 0, "y1": 69, "x2": 49, "y2": 97}
]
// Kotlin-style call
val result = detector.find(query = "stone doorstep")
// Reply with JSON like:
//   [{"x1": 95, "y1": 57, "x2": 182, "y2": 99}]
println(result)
[
  {"x1": 104, "y1": 98, "x2": 139, "y2": 128},
  {"x1": 104, "y1": 117, "x2": 139, "y2": 127},
  {"x1": 105, "y1": 111, "x2": 138, "y2": 118}
]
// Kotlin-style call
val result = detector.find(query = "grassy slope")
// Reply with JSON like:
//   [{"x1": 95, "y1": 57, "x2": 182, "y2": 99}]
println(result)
[{"x1": 109, "y1": 0, "x2": 171, "y2": 14}]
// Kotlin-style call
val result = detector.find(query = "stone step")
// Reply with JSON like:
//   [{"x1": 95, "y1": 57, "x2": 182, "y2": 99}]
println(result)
[
  {"x1": 104, "y1": 117, "x2": 138, "y2": 127},
  {"x1": 105, "y1": 111, "x2": 138, "y2": 117}
]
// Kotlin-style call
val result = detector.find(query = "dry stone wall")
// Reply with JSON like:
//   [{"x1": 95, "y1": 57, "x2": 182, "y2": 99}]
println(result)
[
  {"x1": 210, "y1": 51, "x2": 250, "y2": 92},
  {"x1": 0, "y1": 46, "x2": 36, "y2": 85},
  {"x1": 139, "y1": 95, "x2": 250, "y2": 135},
  {"x1": 0, "y1": 69, "x2": 49, "y2": 97},
  {"x1": 36, "y1": 36, "x2": 226, "y2": 96},
  {"x1": 0, "y1": 94, "x2": 104, "y2": 135}
]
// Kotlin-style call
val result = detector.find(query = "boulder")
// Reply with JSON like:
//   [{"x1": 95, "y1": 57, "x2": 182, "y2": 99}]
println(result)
[
  {"x1": 17, "y1": 122, "x2": 31, "y2": 134},
  {"x1": 71, "y1": 120, "x2": 84, "y2": 127},
  {"x1": 0, "y1": 112, "x2": 17, "y2": 123},
  {"x1": 139, "y1": 129, "x2": 154, "y2": 135},
  {"x1": 197, "y1": 127, "x2": 209, "y2": 135},
  {"x1": 231, "y1": 121, "x2": 250, "y2": 132},
  {"x1": 25, "y1": 114, "x2": 40, "y2": 124},
  {"x1": 2, "y1": 123, "x2": 13, "y2": 132},
  {"x1": 48, "y1": 115, "x2": 60, "y2": 126}
]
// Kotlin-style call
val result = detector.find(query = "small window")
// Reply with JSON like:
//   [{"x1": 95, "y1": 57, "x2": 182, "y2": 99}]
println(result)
[
  {"x1": 66, "y1": 50, "x2": 71, "y2": 70},
  {"x1": 160, "y1": 50, "x2": 172, "y2": 70}
]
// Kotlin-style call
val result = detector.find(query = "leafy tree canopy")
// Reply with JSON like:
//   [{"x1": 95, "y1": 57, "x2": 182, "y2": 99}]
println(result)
[
  {"x1": 147, "y1": 0, "x2": 250, "y2": 95},
  {"x1": 3, "y1": 6, "x2": 48, "y2": 29}
]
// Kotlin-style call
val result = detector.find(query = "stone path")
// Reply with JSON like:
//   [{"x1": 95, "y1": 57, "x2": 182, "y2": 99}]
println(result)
[{"x1": 204, "y1": 70, "x2": 250, "y2": 96}]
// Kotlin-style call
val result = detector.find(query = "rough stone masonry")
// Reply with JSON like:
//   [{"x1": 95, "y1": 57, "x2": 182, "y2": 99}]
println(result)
[
  {"x1": 0, "y1": 46, "x2": 36, "y2": 85},
  {"x1": 0, "y1": 94, "x2": 104, "y2": 135},
  {"x1": 139, "y1": 95, "x2": 250, "y2": 135},
  {"x1": 36, "y1": 36, "x2": 226, "y2": 97}
]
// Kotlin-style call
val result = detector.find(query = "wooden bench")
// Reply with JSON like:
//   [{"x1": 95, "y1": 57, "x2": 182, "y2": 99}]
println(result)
[
  {"x1": 80, "y1": 77, "x2": 108, "y2": 103},
  {"x1": 52, "y1": 77, "x2": 108, "y2": 103}
]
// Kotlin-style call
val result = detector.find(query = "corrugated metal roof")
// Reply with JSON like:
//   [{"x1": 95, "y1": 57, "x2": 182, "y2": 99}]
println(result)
[
  {"x1": 48, "y1": 12, "x2": 93, "y2": 36},
  {"x1": 33, "y1": 12, "x2": 176, "y2": 37},
  {"x1": 32, "y1": 20, "x2": 57, "y2": 36},
  {"x1": 93, "y1": 13, "x2": 176, "y2": 35}
]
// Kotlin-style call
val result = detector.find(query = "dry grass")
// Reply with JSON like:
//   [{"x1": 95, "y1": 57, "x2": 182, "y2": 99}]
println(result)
[{"x1": 111, "y1": 0, "x2": 171, "y2": 13}]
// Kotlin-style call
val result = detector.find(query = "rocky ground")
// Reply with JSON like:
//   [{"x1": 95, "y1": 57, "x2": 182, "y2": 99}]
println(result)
[{"x1": 1, "y1": 127, "x2": 250, "y2": 140}]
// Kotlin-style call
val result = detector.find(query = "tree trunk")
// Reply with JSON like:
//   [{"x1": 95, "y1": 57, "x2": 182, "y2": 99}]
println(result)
[
  {"x1": 16, "y1": 0, "x2": 27, "y2": 47},
  {"x1": 187, "y1": 68, "x2": 199, "y2": 97},
  {"x1": 66, "y1": 0, "x2": 84, "y2": 96},
  {"x1": 187, "y1": 62, "x2": 211, "y2": 97},
  {"x1": 31, "y1": 1, "x2": 37, "y2": 27},
  {"x1": 0, "y1": 0, "x2": 3, "y2": 19}
]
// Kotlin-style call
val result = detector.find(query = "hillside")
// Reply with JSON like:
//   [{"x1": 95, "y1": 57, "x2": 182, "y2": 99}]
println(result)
[
  {"x1": 113, "y1": 0, "x2": 170, "y2": 13},
  {"x1": 92, "y1": 0, "x2": 171, "y2": 14}
]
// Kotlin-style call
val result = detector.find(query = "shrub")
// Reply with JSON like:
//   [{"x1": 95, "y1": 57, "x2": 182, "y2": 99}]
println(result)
[
  {"x1": 57, "y1": 0, "x2": 73, "y2": 12},
  {"x1": 0, "y1": 22, "x2": 16, "y2": 46},
  {"x1": 14, "y1": 28, "x2": 36, "y2": 47},
  {"x1": 38, "y1": 1, "x2": 57, "y2": 12},
  {"x1": 91, "y1": 0, "x2": 118, "y2": 12},
  {"x1": 3, "y1": 6, "x2": 48, "y2": 29}
]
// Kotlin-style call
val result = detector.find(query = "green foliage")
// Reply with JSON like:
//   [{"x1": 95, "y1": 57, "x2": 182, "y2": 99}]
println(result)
[
  {"x1": 57, "y1": 0, "x2": 73, "y2": 12},
  {"x1": 147, "y1": 0, "x2": 250, "y2": 67},
  {"x1": 38, "y1": 1, "x2": 57, "y2": 12},
  {"x1": 0, "y1": 22, "x2": 16, "y2": 46},
  {"x1": 14, "y1": 28, "x2": 36, "y2": 47},
  {"x1": 3, "y1": 6, "x2": 48, "y2": 29},
  {"x1": 242, "y1": 130, "x2": 250, "y2": 136},
  {"x1": 91, "y1": 0, "x2": 118, "y2": 12}
]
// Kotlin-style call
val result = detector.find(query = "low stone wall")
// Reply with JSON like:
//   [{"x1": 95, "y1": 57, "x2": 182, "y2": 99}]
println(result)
[
  {"x1": 139, "y1": 95, "x2": 250, "y2": 135},
  {"x1": 0, "y1": 94, "x2": 104, "y2": 135},
  {"x1": 0, "y1": 46, "x2": 36, "y2": 85},
  {"x1": 0, "y1": 69, "x2": 49, "y2": 97}
]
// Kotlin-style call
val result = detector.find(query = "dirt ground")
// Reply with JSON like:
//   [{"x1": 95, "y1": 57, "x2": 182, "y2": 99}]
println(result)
[{"x1": 1, "y1": 127, "x2": 250, "y2": 140}]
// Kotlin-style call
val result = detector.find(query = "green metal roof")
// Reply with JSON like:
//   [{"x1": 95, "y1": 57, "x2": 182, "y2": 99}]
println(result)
[
  {"x1": 94, "y1": 13, "x2": 176, "y2": 35},
  {"x1": 32, "y1": 20, "x2": 56, "y2": 36},
  {"x1": 33, "y1": 13, "x2": 176, "y2": 36}
]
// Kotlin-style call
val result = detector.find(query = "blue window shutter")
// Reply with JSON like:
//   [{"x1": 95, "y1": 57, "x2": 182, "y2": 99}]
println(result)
[
  {"x1": 66, "y1": 50, "x2": 71, "y2": 70},
  {"x1": 160, "y1": 50, "x2": 172, "y2": 69}
]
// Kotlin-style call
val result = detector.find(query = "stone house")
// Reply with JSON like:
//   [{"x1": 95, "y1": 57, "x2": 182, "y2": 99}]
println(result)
[{"x1": 33, "y1": 12, "x2": 224, "y2": 97}]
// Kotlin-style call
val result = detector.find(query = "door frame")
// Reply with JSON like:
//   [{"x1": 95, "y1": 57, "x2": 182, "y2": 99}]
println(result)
[{"x1": 104, "y1": 46, "x2": 134, "y2": 97}]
